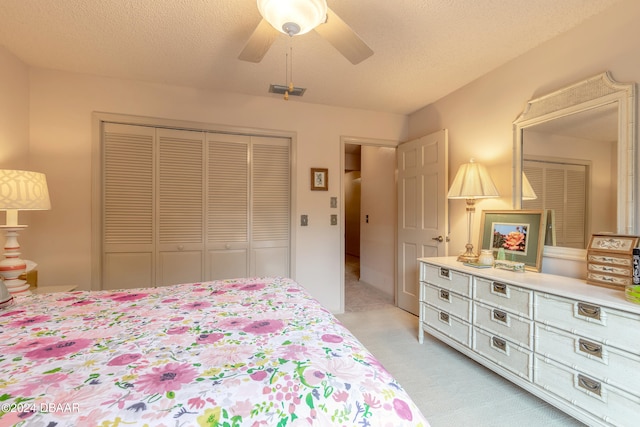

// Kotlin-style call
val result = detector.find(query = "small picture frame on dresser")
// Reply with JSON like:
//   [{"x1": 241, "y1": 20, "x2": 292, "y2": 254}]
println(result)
[
  {"x1": 586, "y1": 233, "x2": 640, "y2": 289},
  {"x1": 478, "y1": 210, "x2": 545, "y2": 272}
]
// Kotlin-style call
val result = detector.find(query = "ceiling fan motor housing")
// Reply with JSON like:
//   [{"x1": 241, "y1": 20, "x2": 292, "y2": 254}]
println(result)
[{"x1": 282, "y1": 22, "x2": 301, "y2": 36}]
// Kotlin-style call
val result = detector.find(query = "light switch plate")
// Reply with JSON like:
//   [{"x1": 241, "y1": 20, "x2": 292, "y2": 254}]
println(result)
[
  {"x1": 330, "y1": 214, "x2": 337, "y2": 225},
  {"x1": 330, "y1": 197, "x2": 337, "y2": 208},
  {"x1": 301, "y1": 214, "x2": 308, "y2": 226}
]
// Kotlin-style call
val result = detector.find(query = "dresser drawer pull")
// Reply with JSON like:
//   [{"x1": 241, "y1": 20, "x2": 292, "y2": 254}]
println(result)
[
  {"x1": 492, "y1": 282, "x2": 507, "y2": 294},
  {"x1": 578, "y1": 339, "x2": 603, "y2": 358},
  {"x1": 492, "y1": 336, "x2": 506, "y2": 351},
  {"x1": 440, "y1": 290, "x2": 450, "y2": 300},
  {"x1": 439, "y1": 267, "x2": 450, "y2": 279},
  {"x1": 439, "y1": 312, "x2": 449, "y2": 322},
  {"x1": 577, "y1": 374, "x2": 602, "y2": 396},
  {"x1": 493, "y1": 309, "x2": 507, "y2": 323},
  {"x1": 577, "y1": 302, "x2": 601, "y2": 320}
]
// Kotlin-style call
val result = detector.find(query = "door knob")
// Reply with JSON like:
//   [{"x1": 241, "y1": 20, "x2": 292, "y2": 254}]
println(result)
[{"x1": 432, "y1": 236, "x2": 444, "y2": 243}]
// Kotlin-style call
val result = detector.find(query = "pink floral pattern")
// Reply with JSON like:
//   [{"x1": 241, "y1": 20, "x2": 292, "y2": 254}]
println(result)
[{"x1": 0, "y1": 277, "x2": 428, "y2": 427}]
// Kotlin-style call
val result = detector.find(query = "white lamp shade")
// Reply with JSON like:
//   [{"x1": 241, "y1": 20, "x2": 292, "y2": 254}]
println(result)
[
  {"x1": 447, "y1": 159, "x2": 499, "y2": 199},
  {"x1": 257, "y1": 0, "x2": 327, "y2": 35},
  {"x1": 0, "y1": 169, "x2": 51, "y2": 211},
  {"x1": 522, "y1": 172, "x2": 537, "y2": 200}
]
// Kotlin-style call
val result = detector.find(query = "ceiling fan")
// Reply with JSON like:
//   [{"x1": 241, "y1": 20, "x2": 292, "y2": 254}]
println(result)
[{"x1": 239, "y1": 0, "x2": 373, "y2": 65}]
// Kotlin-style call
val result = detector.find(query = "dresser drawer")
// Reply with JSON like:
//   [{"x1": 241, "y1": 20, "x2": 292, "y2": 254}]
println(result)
[
  {"x1": 474, "y1": 301, "x2": 534, "y2": 349},
  {"x1": 473, "y1": 327, "x2": 533, "y2": 381},
  {"x1": 421, "y1": 303, "x2": 471, "y2": 347},
  {"x1": 534, "y1": 292, "x2": 640, "y2": 354},
  {"x1": 586, "y1": 271, "x2": 633, "y2": 288},
  {"x1": 587, "y1": 262, "x2": 633, "y2": 277},
  {"x1": 587, "y1": 252, "x2": 633, "y2": 268},
  {"x1": 534, "y1": 355, "x2": 640, "y2": 427},
  {"x1": 535, "y1": 324, "x2": 640, "y2": 398},
  {"x1": 422, "y1": 282, "x2": 472, "y2": 322},
  {"x1": 421, "y1": 263, "x2": 472, "y2": 297},
  {"x1": 474, "y1": 277, "x2": 533, "y2": 319}
]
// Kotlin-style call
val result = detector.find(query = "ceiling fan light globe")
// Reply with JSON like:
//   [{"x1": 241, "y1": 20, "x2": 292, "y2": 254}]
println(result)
[{"x1": 257, "y1": 0, "x2": 327, "y2": 36}]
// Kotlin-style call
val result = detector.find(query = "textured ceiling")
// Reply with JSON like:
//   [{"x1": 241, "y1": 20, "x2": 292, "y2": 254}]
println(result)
[{"x1": 0, "y1": 0, "x2": 623, "y2": 114}]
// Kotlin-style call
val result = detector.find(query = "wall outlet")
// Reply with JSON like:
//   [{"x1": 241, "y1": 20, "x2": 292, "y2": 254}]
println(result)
[
  {"x1": 330, "y1": 214, "x2": 337, "y2": 225},
  {"x1": 301, "y1": 214, "x2": 308, "y2": 226}
]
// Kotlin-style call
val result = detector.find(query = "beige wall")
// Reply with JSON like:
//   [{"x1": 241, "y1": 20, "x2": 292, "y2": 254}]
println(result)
[
  {"x1": 10, "y1": 65, "x2": 407, "y2": 313},
  {"x1": 409, "y1": 0, "x2": 640, "y2": 276},
  {"x1": 0, "y1": 49, "x2": 30, "y2": 167},
  {"x1": 0, "y1": 49, "x2": 31, "y2": 249}
]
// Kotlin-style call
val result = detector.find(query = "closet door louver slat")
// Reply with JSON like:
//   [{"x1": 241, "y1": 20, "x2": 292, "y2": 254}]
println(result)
[
  {"x1": 252, "y1": 143, "x2": 290, "y2": 241},
  {"x1": 104, "y1": 127, "x2": 154, "y2": 245},
  {"x1": 545, "y1": 168, "x2": 566, "y2": 244},
  {"x1": 208, "y1": 137, "x2": 249, "y2": 242},
  {"x1": 523, "y1": 160, "x2": 587, "y2": 248},
  {"x1": 158, "y1": 130, "x2": 204, "y2": 244},
  {"x1": 565, "y1": 169, "x2": 586, "y2": 247}
]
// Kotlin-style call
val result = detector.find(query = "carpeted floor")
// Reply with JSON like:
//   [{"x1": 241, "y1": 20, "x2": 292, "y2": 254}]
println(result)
[
  {"x1": 344, "y1": 254, "x2": 395, "y2": 312},
  {"x1": 339, "y1": 256, "x2": 584, "y2": 427}
]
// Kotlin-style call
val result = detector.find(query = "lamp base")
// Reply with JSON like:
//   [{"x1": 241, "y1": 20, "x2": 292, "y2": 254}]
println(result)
[
  {"x1": 456, "y1": 243, "x2": 478, "y2": 263},
  {"x1": 0, "y1": 225, "x2": 31, "y2": 296}
]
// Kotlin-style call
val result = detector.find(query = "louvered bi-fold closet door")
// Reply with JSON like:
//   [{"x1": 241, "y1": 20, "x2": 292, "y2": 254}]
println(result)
[
  {"x1": 102, "y1": 124, "x2": 291, "y2": 289},
  {"x1": 156, "y1": 128, "x2": 206, "y2": 286},
  {"x1": 206, "y1": 133, "x2": 250, "y2": 279},
  {"x1": 103, "y1": 123, "x2": 155, "y2": 289},
  {"x1": 251, "y1": 136, "x2": 290, "y2": 277}
]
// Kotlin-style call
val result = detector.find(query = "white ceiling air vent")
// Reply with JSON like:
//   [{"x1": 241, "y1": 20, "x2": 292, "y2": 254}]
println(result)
[{"x1": 269, "y1": 84, "x2": 306, "y2": 96}]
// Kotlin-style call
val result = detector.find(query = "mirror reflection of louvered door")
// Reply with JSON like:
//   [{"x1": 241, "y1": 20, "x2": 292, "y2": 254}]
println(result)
[
  {"x1": 523, "y1": 159, "x2": 588, "y2": 249},
  {"x1": 102, "y1": 123, "x2": 291, "y2": 290}
]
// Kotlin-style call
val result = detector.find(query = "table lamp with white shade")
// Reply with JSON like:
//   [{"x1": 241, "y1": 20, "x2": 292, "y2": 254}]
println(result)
[
  {"x1": 0, "y1": 169, "x2": 51, "y2": 296},
  {"x1": 447, "y1": 159, "x2": 500, "y2": 262}
]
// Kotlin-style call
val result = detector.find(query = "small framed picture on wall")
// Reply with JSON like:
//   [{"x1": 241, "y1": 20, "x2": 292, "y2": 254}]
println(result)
[{"x1": 310, "y1": 168, "x2": 328, "y2": 191}]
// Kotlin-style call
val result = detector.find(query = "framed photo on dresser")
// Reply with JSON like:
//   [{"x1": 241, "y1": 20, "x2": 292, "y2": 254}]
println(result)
[{"x1": 478, "y1": 210, "x2": 545, "y2": 272}]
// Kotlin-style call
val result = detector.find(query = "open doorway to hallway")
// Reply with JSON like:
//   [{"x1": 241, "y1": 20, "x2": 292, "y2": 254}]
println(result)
[{"x1": 343, "y1": 142, "x2": 396, "y2": 312}]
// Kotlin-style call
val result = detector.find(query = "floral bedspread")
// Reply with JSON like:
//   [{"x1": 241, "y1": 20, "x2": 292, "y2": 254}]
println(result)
[{"x1": 0, "y1": 277, "x2": 428, "y2": 426}]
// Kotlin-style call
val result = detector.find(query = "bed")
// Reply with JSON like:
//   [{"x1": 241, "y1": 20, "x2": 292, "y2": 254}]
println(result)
[{"x1": 0, "y1": 277, "x2": 428, "y2": 426}]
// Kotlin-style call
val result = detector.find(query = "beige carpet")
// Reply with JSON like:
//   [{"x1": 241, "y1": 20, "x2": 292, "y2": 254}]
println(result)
[
  {"x1": 340, "y1": 257, "x2": 584, "y2": 426},
  {"x1": 344, "y1": 254, "x2": 395, "y2": 312}
]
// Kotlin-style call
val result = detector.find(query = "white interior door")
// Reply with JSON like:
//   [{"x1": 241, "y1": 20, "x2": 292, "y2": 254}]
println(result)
[{"x1": 397, "y1": 130, "x2": 448, "y2": 315}]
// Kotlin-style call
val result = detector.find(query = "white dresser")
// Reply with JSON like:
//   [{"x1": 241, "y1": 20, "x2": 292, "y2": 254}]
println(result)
[{"x1": 419, "y1": 256, "x2": 640, "y2": 427}]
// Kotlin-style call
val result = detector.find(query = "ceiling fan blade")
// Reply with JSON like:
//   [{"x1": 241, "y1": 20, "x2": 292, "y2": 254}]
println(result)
[
  {"x1": 314, "y1": 7, "x2": 373, "y2": 65},
  {"x1": 238, "y1": 19, "x2": 280, "y2": 63}
]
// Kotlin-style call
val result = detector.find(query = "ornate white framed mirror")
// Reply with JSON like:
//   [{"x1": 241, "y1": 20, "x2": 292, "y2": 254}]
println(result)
[{"x1": 513, "y1": 72, "x2": 636, "y2": 261}]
